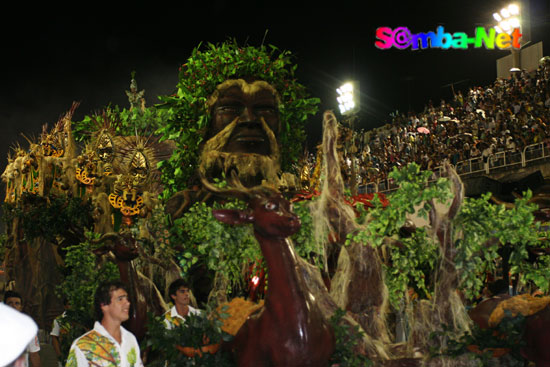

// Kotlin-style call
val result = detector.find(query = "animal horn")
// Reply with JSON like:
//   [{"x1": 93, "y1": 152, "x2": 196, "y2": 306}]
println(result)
[{"x1": 199, "y1": 169, "x2": 253, "y2": 202}]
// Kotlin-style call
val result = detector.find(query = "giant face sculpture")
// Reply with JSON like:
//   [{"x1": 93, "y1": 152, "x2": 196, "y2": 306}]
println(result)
[
  {"x1": 159, "y1": 42, "x2": 319, "y2": 193},
  {"x1": 199, "y1": 79, "x2": 282, "y2": 183},
  {"x1": 208, "y1": 79, "x2": 280, "y2": 155}
]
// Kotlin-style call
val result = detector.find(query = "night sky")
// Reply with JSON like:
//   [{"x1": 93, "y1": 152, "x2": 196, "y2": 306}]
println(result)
[{"x1": 1, "y1": 1, "x2": 549, "y2": 183}]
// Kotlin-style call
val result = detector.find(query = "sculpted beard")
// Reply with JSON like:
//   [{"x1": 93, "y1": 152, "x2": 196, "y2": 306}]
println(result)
[{"x1": 199, "y1": 116, "x2": 281, "y2": 183}]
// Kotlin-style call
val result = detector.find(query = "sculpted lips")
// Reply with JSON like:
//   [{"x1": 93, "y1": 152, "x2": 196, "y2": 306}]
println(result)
[{"x1": 233, "y1": 130, "x2": 266, "y2": 143}]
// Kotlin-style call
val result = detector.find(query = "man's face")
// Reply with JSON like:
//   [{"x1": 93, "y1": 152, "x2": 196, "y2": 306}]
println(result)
[
  {"x1": 101, "y1": 288, "x2": 130, "y2": 323},
  {"x1": 5, "y1": 297, "x2": 22, "y2": 312},
  {"x1": 171, "y1": 286, "x2": 190, "y2": 307},
  {"x1": 209, "y1": 81, "x2": 280, "y2": 155}
]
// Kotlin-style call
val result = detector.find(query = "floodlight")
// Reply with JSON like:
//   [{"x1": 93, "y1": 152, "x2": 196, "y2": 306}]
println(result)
[
  {"x1": 339, "y1": 83, "x2": 353, "y2": 93},
  {"x1": 494, "y1": 2, "x2": 522, "y2": 35},
  {"x1": 501, "y1": 8, "x2": 510, "y2": 18},
  {"x1": 336, "y1": 81, "x2": 360, "y2": 116},
  {"x1": 492, "y1": 2, "x2": 526, "y2": 72},
  {"x1": 509, "y1": 17, "x2": 520, "y2": 28}
]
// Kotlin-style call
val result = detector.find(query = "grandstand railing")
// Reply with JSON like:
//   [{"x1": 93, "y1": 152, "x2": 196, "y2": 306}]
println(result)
[{"x1": 359, "y1": 142, "x2": 550, "y2": 194}]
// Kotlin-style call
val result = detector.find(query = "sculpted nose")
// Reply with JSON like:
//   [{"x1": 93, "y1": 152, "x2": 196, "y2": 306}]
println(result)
[{"x1": 239, "y1": 106, "x2": 256, "y2": 122}]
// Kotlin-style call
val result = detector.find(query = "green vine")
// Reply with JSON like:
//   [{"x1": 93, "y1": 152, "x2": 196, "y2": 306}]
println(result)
[
  {"x1": 431, "y1": 312, "x2": 527, "y2": 366},
  {"x1": 135, "y1": 204, "x2": 176, "y2": 262},
  {"x1": 290, "y1": 199, "x2": 325, "y2": 269},
  {"x1": 382, "y1": 227, "x2": 438, "y2": 306},
  {"x1": 73, "y1": 103, "x2": 170, "y2": 144},
  {"x1": 345, "y1": 163, "x2": 549, "y2": 307},
  {"x1": 170, "y1": 196, "x2": 325, "y2": 298},
  {"x1": 172, "y1": 199, "x2": 260, "y2": 295},
  {"x1": 144, "y1": 306, "x2": 234, "y2": 367},
  {"x1": 348, "y1": 163, "x2": 452, "y2": 308},
  {"x1": 329, "y1": 308, "x2": 373, "y2": 366},
  {"x1": 455, "y1": 191, "x2": 549, "y2": 299},
  {"x1": 2, "y1": 193, "x2": 94, "y2": 243}
]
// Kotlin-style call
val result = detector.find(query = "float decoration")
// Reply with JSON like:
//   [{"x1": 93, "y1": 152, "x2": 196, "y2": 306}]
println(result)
[{"x1": 156, "y1": 39, "x2": 320, "y2": 195}]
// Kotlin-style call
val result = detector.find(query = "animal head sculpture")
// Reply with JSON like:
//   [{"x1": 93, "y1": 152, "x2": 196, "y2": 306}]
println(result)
[
  {"x1": 92, "y1": 231, "x2": 139, "y2": 262},
  {"x1": 201, "y1": 172, "x2": 301, "y2": 239}
]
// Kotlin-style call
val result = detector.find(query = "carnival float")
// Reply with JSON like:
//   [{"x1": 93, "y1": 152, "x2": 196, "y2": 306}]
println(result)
[{"x1": 2, "y1": 40, "x2": 550, "y2": 366}]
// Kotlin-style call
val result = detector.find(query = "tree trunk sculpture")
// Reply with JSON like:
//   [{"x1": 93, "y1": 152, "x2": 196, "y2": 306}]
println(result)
[{"x1": 315, "y1": 110, "x2": 390, "y2": 343}]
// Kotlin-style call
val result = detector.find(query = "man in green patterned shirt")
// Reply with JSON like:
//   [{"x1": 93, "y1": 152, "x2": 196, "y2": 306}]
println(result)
[{"x1": 65, "y1": 281, "x2": 143, "y2": 367}]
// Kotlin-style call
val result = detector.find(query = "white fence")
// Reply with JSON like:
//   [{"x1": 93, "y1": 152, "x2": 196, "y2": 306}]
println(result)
[{"x1": 360, "y1": 142, "x2": 550, "y2": 194}]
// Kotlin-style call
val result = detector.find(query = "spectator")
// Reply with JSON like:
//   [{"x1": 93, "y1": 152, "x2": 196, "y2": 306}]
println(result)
[
  {"x1": 0, "y1": 303, "x2": 39, "y2": 367},
  {"x1": 4, "y1": 291, "x2": 41, "y2": 367},
  {"x1": 338, "y1": 61, "x2": 550, "y2": 187}
]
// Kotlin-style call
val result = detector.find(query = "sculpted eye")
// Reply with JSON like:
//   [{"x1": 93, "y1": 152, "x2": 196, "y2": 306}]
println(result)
[
  {"x1": 256, "y1": 106, "x2": 276, "y2": 115},
  {"x1": 217, "y1": 105, "x2": 242, "y2": 114},
  {"x1": 265, "y1": 202, "x2": 278, "y2": 211},
  {"x1": 217, "y1": 104, "x2": 243, "y2": 112}
]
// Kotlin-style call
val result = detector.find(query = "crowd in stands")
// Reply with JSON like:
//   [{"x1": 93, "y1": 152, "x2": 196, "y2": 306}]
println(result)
[{"x1": 353, "y1": 59, "x2": 550, "y2": 185}]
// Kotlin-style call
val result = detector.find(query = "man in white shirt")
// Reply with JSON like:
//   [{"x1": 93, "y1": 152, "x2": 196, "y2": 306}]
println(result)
[
  {"x1": 50, "y1": 299, "x2": 70, "y2": 367},
  {"x1": 66, "y1": 281, "x2": 143, "y2": 367},
  {"x1": 4, "y1": 291, "x2": 41, "y2": 367},
  {"x1": 163, "y1": 279, "x2": 201, "y2": 329}
]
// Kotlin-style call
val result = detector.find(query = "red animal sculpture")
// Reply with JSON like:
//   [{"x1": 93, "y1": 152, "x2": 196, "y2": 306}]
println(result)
[
  {"x1": 469, "y1": 295, "x2": 550, "y2": 366},
  {"x1": 202, "y1": 173, "x2": 335, "y2": 367},
  {"x1": 523, "y1": 305, "x2": 550, "y2": 366}
]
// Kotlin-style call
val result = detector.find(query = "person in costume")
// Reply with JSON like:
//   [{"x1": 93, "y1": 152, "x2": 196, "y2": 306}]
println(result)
[
  {"x1": 50, "y1": 299, "x2": 71, "y2": 367},
  {"x1": 65, "y1": 281, "x2": 143, "y2": 367},
  {"x1": 163, "y1": 279, "x2": 202, "y2": 329}
]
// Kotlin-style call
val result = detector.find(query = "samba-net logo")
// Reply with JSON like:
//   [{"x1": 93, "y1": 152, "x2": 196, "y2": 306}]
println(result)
[{"x1": 375, "y1": 26, "x2": 522, "y2": 50}]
